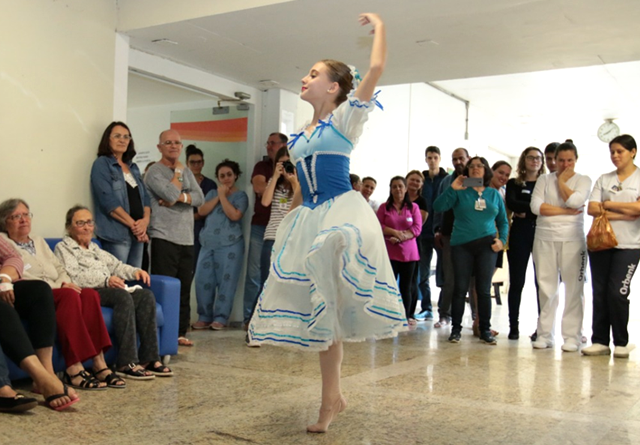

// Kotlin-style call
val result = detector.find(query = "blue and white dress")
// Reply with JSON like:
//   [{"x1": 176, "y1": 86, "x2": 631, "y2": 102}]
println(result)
[{"x1": 248, "y1": 95, "x2": 408, "y2": 350}]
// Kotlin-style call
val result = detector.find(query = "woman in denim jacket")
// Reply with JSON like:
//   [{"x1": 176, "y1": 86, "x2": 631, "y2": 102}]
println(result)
[{"x1": 90, "y1": 122, "x2": 151, "y2": 268}]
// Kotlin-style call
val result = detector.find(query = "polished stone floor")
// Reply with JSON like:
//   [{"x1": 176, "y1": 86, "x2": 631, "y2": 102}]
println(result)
[{"x1": 3, "y1": 282, "x2": 640, "y2": 445}]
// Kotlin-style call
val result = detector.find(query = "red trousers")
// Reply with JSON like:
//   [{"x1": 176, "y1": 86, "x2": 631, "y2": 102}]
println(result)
[{"x1": 53, "y1": 287, "x2": 111, "y2": 368}]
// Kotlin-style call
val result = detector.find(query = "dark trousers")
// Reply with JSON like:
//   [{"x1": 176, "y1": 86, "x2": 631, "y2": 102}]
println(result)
[
  {"x1": 0, "y1": 281, "x2": 56, "y2": 365},
  {"x1": 391, "y1": 260, "x2": 417, "y2": 319},
  {"x1": 416, "y1": 237, "x2": 437, "y2": 312},
  {"x1": 97, "y1": 288, "x2": 159, "y2": 367},
  {"x1": 150, "y1": 238, "x2": 195, "y2": 337},
  {"x1": 451, "y1": 236, "x2": 497, "y2": 333},
  {"x1": 506, "y1": 219, "x2": 538, "y2": 330},
  {"x1": 589, "y1": 248, "x2": 640, "y2": 347}
]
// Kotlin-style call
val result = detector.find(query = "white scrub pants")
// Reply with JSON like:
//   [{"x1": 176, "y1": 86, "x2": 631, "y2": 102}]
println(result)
[{"x1": 532, "y1": 239, "x2": 586, "y2": 346}]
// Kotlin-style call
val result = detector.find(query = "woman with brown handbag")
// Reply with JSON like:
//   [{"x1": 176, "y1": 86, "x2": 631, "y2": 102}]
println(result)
[{"x1": 584, "y1": 134, "x2": 640, "y2": 359}]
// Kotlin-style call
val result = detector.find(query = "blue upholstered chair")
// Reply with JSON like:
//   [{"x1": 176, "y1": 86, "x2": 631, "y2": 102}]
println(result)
[{"x1": 6, "y1": 238, "x2": 180, "y2": 380}]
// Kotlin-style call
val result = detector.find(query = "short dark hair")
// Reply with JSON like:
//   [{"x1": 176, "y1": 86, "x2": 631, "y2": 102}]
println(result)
[
  {"x1": 544, "y1": 142, "x2": 560, "y2": 155},
  {"x1": 64, "y1": 205, "x2": 91, "y2": 232},
  {"x1": 362, "y1": 176, "x2": 377, "y2": 185},
  {"x1": 556, "y1": 139, "x2": 578, "y2": 159},
  {"x1": 215, "y1": 159, "x2": 242, "y2": 178},
  {"x1": 463, "y1": 157, "x2": 493, "y2": 187},
  {"x1": 350, "y1": 174, "x2": 361, "y2": 187},
  {"x1": 97, "y1": 121, "x2": 136, "y2": 163},
  {"x1": 385, "y1": 176, "x2": 413, "y2": 211},
  {"x1": 453, "y1": 147, "x2": 470, "y2": 158},
  {"x1": 610, "y1": 134, "x2": 637, "y2": 152},
  {"x1": 425, "y1": 146, "x2": 441, "y2": 156},
  {"x1": 185, "y1": 144, "x2": 204, "y2": 161},
  {"x1": 270, "y1": 132, "x2": 288, "y2": 144}
]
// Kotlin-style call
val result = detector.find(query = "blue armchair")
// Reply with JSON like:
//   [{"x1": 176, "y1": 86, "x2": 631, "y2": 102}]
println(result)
[{"x1": 6, "y1": 238, "x2": 180, "y2": 380}]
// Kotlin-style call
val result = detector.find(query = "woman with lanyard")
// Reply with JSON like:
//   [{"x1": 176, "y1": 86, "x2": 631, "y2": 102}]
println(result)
[
  {"x1": 433, "y1": 156, "x2": 508, "y2": 345},
  {"x1": 583, "y1": 134, "x2": 640, "y2": 358},
  {"x1": 505, "y1": 148, "x2": 545, "y2": 340}
]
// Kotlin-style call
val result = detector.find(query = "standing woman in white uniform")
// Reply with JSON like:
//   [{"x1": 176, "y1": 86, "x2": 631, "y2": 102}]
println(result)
[
  {"x1": 530, "y1": 140, "x2": 592, "y2": 352},
  {"x1": 583, "y1": 135, "x2": 640, "y2": 358}
]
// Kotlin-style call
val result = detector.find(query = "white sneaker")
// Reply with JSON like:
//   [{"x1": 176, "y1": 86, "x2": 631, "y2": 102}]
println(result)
[
  {"x1": 532, "y1": 340, "x2": 553, "y2": 349},
  {"x1": 561, "y1": 342, "x2": 579, "y2": 352},
  {"x1": 581, "y1": 343, "x2": 611, "y2": 356},
  {"x1": 614, "y1": 345, "x2": 632, "y2": 358}
]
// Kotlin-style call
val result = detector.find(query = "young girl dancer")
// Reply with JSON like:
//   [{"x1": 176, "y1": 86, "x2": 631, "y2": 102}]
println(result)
[{"x1": 248, "y1": 13, "x2": 407, "y2": 433}]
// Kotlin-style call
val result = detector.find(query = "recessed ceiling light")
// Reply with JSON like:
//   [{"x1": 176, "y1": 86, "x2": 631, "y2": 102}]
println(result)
[
  {"x1": 416, "y1": 39, "x2": 439, "y2": 45},
  {"x1": 259, "y1": 80, "x2": 279, "y2": 88},
  {"x1": 152, "y1": 38, "x2": 178, "y2": 45}
]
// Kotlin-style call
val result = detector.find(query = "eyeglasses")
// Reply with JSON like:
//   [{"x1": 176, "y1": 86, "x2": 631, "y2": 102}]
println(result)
[
  {"x1": 468, "y1": 164, "x2": 485, "y2": 169},
  {"x1": 526, "y1": 155, "x2": 542, "y2": 162},
  {"x1": 74, "y1": 219, "x2": 95, "y2": 228},
  {"x1": 161, "y1": 140, "x2": 182, "y2": 146},
  {"x1": 7, "y1": 212, "x2": 32, "y2": 222},
  {"x1": 111, "y1": 134, "x2": 132, "y2": 141}
]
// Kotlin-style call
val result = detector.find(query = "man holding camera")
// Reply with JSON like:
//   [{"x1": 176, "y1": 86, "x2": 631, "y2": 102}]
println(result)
[{"x1": 242, "y1": 132, "x2": 288, "y2": 329}]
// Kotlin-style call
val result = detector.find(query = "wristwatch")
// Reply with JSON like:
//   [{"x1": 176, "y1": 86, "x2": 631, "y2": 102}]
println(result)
[{"x1": 175, "y1": 168, "x2": 184, "y2": 183}]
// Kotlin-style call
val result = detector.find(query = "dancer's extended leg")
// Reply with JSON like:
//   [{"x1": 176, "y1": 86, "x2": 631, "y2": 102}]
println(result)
[{"x1": 307, "y1": 341, "x2": 347, "y2": 433}]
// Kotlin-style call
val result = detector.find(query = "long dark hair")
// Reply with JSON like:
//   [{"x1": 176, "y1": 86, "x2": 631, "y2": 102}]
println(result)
[
  {"x1": 515, "y1": 147, "x2": 545, "y2": 185},
  {"x1": 385, "y1": 176, "x2": 413, "y2": 211},
  {"x1": 274, "y1": 146, "x2": 293, "y2": 197},
  {"x1": 97, "y1": 121, "x2": 136, "y2": 163}
]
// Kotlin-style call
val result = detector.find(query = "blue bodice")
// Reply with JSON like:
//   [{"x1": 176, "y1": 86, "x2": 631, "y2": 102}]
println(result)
[{"x1": 289, "y1": 119, "x2": 354, "y2": 209}]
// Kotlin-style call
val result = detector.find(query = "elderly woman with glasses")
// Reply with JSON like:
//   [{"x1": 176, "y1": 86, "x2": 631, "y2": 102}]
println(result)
[
  {"x1": 0, "y1": 199, "x2": 119, "y2": 390},
  {"x1": 434, "y1": 156, "x2": 509, "y2": 345},
  {"x1": 90, "y1": 121, "x2": 151, "y2": 268},
  {"x1": 55, "y1": 205, "x2": 172, "y2": 380}
]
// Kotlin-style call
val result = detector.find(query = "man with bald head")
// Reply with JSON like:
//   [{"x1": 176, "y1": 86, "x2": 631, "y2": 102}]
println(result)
[{"x1": 145, "y1": 129, "x2": 205, "y2": 346}]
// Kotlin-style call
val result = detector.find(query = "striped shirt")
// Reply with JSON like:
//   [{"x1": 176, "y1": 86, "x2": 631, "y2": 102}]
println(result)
[
  {"x1": 264, "y1": 184, "x2": 293, "y2": 240},
  {"x1": 0, "y1": 236, "x2": 24, "y2": 277}
]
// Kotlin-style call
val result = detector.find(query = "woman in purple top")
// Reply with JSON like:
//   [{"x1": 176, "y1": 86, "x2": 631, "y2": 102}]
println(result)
[{"x1": 377, "y1": 176, "x2": 422, "y2": 324}]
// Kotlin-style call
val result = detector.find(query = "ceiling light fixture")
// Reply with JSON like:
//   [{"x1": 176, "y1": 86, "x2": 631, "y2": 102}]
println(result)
[{"x1": 151, "y1": 38, "x2": 179, "y2": 45}]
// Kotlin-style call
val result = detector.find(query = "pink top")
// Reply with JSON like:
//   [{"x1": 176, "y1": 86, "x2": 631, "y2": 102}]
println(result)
[
  {"x1": 377, "y1": 202, "x2": 422, "y2": 262},
  {"x1": 0, "y1": 235, "x2": 24, "y2": 277}
]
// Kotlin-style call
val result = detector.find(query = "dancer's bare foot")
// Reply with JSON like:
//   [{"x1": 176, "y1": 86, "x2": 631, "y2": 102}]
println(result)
[{"x1": 307, "y1": 396, "x2": 347, "y2": 433}]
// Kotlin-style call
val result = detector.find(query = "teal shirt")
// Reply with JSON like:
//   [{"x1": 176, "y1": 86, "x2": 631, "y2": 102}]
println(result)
[{"x1": 433, "y1": 186, "x2": 508, "y2": 246}]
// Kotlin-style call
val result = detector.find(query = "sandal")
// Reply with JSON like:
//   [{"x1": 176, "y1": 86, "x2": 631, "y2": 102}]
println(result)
[
  {"x1": 144, "y1": 361, "x2": 174, "y2": 377},
  {"x1": 44, "y1": 384, "x2": 80, "y2": 411},
  {"x1": 0, "y1": 393, "x2": 38, "y2": 412},
  {"x1": 93, "y1": 368, "x2": 127, "y2": 389},
  {"x1": 178, "y1": 336, "x2": 194, "y2": 346},
  {"x1": 63, "y1": 370, "x2": 107, "y2": 391},
  {"x1": 116, "y1": 363, "x2": 155, "y2": 380}
]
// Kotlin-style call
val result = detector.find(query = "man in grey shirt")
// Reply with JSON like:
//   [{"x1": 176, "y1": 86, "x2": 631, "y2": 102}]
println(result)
[{"x1": 145, "y1": 129, "x2": 204, "y2": 347}]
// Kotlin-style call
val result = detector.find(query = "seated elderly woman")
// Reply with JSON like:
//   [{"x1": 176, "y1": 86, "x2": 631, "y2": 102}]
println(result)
[
  {"x1": 0, "y1": 237, "x2": 79, "y2": 411},
  {"x1": 0, "y1": 198, "x2": 120, "y2": 390},
  {"x1": 54, "y1": 205, "x2": 172, "y2": 380}
]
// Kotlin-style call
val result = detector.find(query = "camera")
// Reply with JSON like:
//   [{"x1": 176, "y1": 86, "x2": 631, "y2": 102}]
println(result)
[{"x1": 282, "y1": 160, "x2": 295, "y2": 174}]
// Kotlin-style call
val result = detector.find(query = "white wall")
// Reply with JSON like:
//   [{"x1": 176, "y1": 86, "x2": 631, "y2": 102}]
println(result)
[
  {"x1": 350, "y1": 83, "x2": 522, "y2": 203},
  {"x1": 1, "y1": 0, "x2": 117, "y2": 236}
]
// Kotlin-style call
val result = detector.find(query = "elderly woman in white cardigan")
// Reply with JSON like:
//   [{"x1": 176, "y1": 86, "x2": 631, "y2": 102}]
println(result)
[{"x1": 55, "y1": 205, "x2": 172, "y2": 380}]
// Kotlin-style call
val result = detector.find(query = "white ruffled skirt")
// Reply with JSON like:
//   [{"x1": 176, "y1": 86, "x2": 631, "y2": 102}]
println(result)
[{"x1": 248, "y1": 190, "x2": 408, "y2": 351}]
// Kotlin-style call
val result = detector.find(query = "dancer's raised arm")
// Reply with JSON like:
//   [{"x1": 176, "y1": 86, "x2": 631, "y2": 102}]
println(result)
[{"x1": 354, "y1": 13, "x2": 386, "y2": 103}]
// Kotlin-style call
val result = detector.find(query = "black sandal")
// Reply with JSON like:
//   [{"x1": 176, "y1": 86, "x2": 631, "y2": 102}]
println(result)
[
  {"x1": 144, "y1": 361, "x2": 174, "y2": 377},
  {"x1": 0, "y1": 393, "x2": 38, "y2": 412},
  {"x1": 115, "y1": 363, "x2": 155, "y2": 380},
  {"x1": 93, "y1": 368, "x2": 127, "y2": 389},
  {"x1": 63, "y1": 370, "x2": 107, "y2": 391}
]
